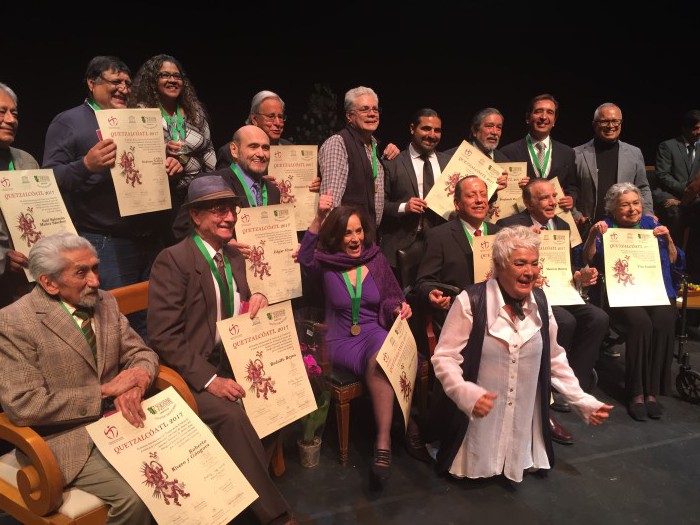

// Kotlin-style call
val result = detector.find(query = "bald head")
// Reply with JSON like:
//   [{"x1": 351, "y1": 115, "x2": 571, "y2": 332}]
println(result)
[{"x1": 230, "y1": 125, "x2": 270, "y2": 179}]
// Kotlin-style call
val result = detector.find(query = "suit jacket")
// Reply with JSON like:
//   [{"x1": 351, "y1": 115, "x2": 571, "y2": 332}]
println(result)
[
  {"x1": 171, "y1": 166, "x2": 281, "y2": 241},
  {"x1": 500, "y1": 137, "x2": 578, "y2": 201},
  {"x1": 654, "y1": 136, "x2": 700, "y2": 202},
  {"x1": 380, "y1": 149, "x2": 450, "y2": 266},
  {"x1": 414, "y1": 218, "x2": 501, "y2": 305},
  {"x1": 572, "y1": 139, "x2": 652, "y2": 220},
  {"x1": 148, "y1": 235, "x2": 251, "y2": 391},
  {"x1": 496, "y1": 210, "x2": 569, "y2": 231},
  {"x1": 0, "y1": 287, "x2": 158, "y2": 485}
]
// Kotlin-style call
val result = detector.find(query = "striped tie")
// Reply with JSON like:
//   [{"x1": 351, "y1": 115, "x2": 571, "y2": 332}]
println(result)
[{"x1": 74, "y1": 307, "x2": 97, "y2": 365}]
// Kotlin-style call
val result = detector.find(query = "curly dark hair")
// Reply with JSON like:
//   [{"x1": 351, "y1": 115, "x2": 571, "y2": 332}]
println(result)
[
  {"x1": 316, "y1": 205, "x2": 375, "y2": 253},
  {"x1": 128, "y1": 54, "x2": 207, "y2": 129}
]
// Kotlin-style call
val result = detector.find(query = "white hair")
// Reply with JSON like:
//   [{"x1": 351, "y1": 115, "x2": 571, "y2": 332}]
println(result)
[
  {"x1": 28, "y1": 233, "x2": 96, "y2": 281},
  {"x1": 491, "y1": 226, "x2": 540, "y2": 277},
  {"x1": 593, "y1": 102, "x2": 622, "y2": 121},
  {"x1": 344, "y1": 86, "x2": 378, "y2": 113},
  {"x1": 0, "y1": 82, "x2": 18, "y2": 105},
  {"x1": 604, "y1": 182, "x2": 640, "y2": 215},
  {"x1": 245, "y1": 90, "x2": 285, "y2": 125}
]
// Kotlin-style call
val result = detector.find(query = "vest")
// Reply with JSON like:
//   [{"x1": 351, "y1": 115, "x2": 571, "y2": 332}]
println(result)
[
  {"x1": 431, "y1": 282, "x2": 554, "y2": 474},
  {"x1": 338, "y1": 125, "x2": 376, "y2": 224}
]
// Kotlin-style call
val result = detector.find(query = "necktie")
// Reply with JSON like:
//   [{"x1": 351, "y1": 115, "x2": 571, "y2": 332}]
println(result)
[
  {"x1": 73, "y1": 307, "x2": 97, "y2": 365},
  {"x1": 474, "y1": 229, "x2": 482, "y2": 236},
  {"x1": 535, "y1": 142, "x2": 546, "y2": 175},
  {"x1": 252, "y1": 182, "x2": 262, "y2": 206},
  {"x1": 689, "y1": 143, "x2": 695, "y2": 165},
  {"x1": 420, "y1": 154, "x2": 434, "y2": 196},
  {"x1": 541, "y1": 225, "x2": 548, "y2": 231},
  {"x1": 213, "y1": 252, "x2": 230, "y2": 316}
]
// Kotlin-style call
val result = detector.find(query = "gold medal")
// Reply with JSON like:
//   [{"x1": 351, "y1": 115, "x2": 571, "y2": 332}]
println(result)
[{"x1": 350, "y1": 324, "x2": 361, "y2": 336}]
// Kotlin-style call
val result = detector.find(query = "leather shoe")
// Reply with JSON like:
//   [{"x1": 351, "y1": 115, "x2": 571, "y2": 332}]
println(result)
[
  {"x1": 646, "y1": 400, "x2": 663, "y2": 419},
  {"x1": 371, "y1": 448, "x2": 392, "y2": 481},
  {"x1": 551, "y1": 392, "x2": 571, "y2": 413},
  {"x1": 549, "y1": 415, "x2": 574, "y2": 445},
  {"x1": 628, "y1": 402, "x2": 647, "y2": 421},
  {"x1": 405, "y1": 431, "x2": 433, "y2": 463}
]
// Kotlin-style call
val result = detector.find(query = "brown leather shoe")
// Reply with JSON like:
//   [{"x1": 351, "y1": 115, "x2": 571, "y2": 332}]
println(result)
[{"x1": 549, "y1": 415, "x2": 574, "y2": 445}]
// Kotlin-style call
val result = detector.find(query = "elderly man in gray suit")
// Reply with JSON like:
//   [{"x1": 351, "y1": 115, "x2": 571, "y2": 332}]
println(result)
[
  {"x1": 148, "y1": 175, "x2": 298, "y2": 525},
  {"x1": 0, "y1": 232, "x2": 158, "y2": 524},
  {"x1": 572, "y1": 103, "x2": 653, "y2": 227}
]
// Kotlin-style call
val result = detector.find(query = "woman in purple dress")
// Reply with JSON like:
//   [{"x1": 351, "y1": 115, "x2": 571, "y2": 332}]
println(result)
[{"x1": 298, "y1": 193, "x2": 428, "y2": 480}]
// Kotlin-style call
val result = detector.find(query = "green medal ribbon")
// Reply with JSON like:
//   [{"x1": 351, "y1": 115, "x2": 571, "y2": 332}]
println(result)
[
  {"x1": 59, "y1": 302, "x2": 95, "y2": 349},
  {"x1": 526, "y1": 135, "x2": 551, "y2": 178},
  {"x1": 161, "y1": 105, "x2": 186, "y2": 142},
  {"x1": 342, "y1": 267, "x2": 363, "y2": 335},
  {"x1": 7, "y1": 160, "x2": 14, "y2": 171},
  {"x1": 461, "y1": 222, "x2": 487, "y2": 247},
  {"x1": 371, "y1": 142, "x2": 378, "y2": 185},
  {"x1": 193, "y1": 233, "x2": 235, "y2": 318},
  {"x1": 230, "y1": 163, "x2": 267, "y2": 206},
  {"x1": 87, "y1": 99, "x2": 102, "y2": 111}
]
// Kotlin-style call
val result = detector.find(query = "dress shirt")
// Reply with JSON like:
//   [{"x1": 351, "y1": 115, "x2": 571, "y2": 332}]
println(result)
[
  {"x1": 431, "y1": 278, "x2": 603, "y2": 482},
  {"x1": 527, "y1": 135, "x2": 553, "y2": 178},
  {"x1": 459, "y1": 218, "x2": 485, "y2": 239}
]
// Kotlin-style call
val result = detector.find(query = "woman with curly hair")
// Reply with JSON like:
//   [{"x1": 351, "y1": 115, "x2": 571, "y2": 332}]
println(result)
[{"x1": 130, "y1": 54, "x2": 216, "y2": 242}]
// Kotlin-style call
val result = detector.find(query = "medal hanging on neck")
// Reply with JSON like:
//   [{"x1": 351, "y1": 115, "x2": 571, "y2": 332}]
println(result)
[
  {"x1": 192, "y1": 233, "x2": 234, "y2": 318},
  {"x1": 461, "y1": 222, "x2": 487, "y2": 247},
  {"x1": 230, "y1": 163, "x2": 267, "y2": 207},
  {"x1": 526, "y1": 135, "x2": 551, "y2": 178},
  {"x1": 342, "y1": 267, "x2": 363, "y2": 336},
  {"x1": 371, "y1": 142, "x2": 378, "y2": 193}
]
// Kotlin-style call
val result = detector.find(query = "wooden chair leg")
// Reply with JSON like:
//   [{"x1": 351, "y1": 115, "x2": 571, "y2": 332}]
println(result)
[
  {"x1": 270, "y1": 434, "x2": 285, "y2": 477},
  {"x1": 335, "y1": 399, "x2": 350, "y2": 465}
]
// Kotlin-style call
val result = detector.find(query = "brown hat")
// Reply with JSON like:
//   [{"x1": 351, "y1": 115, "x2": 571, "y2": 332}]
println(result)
[{"x1": 184, "y1": 176, "x2": 238, "y2": 208}]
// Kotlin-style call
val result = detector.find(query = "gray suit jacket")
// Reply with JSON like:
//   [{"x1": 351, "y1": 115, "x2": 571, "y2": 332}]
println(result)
[
  {"x1": 380, "y1": 149, "x2": 450, "y2": 266},
  {"x1": 654, "y1": 136, "x2": 700, "y2": 202},
  {"x1": 0, "y1": 287, "x2": 158, "y2": 485},
  {"x1": 1, "y1": 147, "x2": 39, "y2": 275},
  {"x1": 572, "y1": 139, "x2": 652, "y2": 220},
  {"x1": 147, "y1": 235, "x2": 251, "y2": 391}
]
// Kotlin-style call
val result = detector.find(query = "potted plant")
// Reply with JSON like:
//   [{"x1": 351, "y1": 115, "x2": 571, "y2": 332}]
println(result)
[{"x1": 297, "y1": 336, "x2": 331, "y2": 467}]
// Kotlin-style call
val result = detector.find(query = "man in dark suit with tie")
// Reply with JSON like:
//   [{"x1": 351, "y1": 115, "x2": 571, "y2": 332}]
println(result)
[
  {"x1": 499, "y1": 94, "x2": 578, "y2": 212},
  {"x1": 443, "y1": 107, "x2": 509, "y2": 162},
  {"x1": 654, "y1": 110, "x2": 700, "y2": 245},
  {"x1": 148, "y1": 176, "x2": 298, "y2": 525},
  {"x1": 381, "y1": 108, "x2": 450, "y2": 270}
]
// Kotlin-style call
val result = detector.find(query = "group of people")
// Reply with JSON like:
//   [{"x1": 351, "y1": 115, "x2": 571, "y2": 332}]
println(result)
[{"x1": 0, "y1": 52, "x2": 697, "y2": 523}]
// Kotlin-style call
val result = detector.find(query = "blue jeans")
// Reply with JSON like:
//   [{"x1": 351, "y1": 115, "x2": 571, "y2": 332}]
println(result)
[{"x1": 80, "y1": 232, "x2": 162, "y2": 340}]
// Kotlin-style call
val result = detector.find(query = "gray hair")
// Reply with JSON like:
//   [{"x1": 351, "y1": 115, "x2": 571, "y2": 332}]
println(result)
[
  {"x1": 344, "y1": 86, "x2": 378, "y2": 113},
  {"x1": 593, "y1": 102, "x2": 622, "y2": 121},
  {"x1": 491, "y1": 226, "x2": 541, "y2": 277},
  {"x1": 28, "y1": 233, "x2": 96, "y2": 281},
  {"x1": 470, "y1": 107, "x2": 503, "y2": 133},
  {"x1": 246, "y1": 90, "x2": 285, "y2": 125},
  {"x1": 604, "y1": 182, "x2": 641, "y2": 215},
  {"x1": 0, "y1": 82, "x2": 18, "y2": 105}
]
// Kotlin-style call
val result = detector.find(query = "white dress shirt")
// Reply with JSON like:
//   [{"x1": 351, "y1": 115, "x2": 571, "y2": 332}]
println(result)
[
  {"x1": 398, "y1": 143, "x2": 442, "y2": 213},
  {"x1": 527, "y1": 135, "x2": 553, "y2": 178}
]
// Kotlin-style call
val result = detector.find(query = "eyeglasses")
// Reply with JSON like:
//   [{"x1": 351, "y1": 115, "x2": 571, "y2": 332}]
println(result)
[
  {"x1": 352, "y1": 106, "x2": 382, "y2": 115},
  {"x1": 595, "y1": 119, "x2": 622, "y2": 127},
  {"x1": 255, "y1": 112, "x2": 287, "y2": 122},
  {"x1": 203, "y1": 204, "x2": 241, "y2": 218},
  {"x1": 98, "y1": 75, "x2": 132, "y2": 89},
  {"x1": 157, "y1": 72, "x2": 184, "y2": 81}
]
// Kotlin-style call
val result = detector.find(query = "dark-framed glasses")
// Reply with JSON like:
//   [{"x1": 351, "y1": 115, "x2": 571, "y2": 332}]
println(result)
[
  {"x1": 353, "y1": 106, "x2": 382, "y2": 115},
  {"x1": 595, "y1": 119, "x2": 622, "y2": 127},
  {"x1": 98, "y1": 75, "x2": 132, "y2": 89},
  {"x1": 158, "y1": 72, "x2": 184, "y2": 81},
  {"x1": 256, "y1": 112, "x2": 287, "y2": 122},
  {"x1": 204, "y1": 204, "x2": 241, "y2": 218}
]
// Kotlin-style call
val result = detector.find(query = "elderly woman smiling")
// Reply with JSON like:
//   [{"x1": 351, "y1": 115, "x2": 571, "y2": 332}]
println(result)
[
  {"x1": 581, "y1": 182, "x2": 684, "y2": 421},
  {"x1": 431, "y1": 225, "x2": 611, "y2": 482}
]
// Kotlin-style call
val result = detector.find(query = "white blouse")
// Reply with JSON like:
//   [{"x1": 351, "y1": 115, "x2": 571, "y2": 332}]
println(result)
[{"x1": 431, "y1": 279, "x2": 604, "y2": 482}]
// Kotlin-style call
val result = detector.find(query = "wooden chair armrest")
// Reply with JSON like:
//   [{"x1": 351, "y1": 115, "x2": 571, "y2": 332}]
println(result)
[
  {"x1": 0, "y1": 413, "x2": 64, "y2": 516},
  {"x1": 153, "y1": 365, "x2": 198, "y2": 415}
]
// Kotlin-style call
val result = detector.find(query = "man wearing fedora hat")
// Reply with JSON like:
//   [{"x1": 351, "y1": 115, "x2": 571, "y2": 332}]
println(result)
[{"x1": 147, "y1": 176, "x2": 297, "y2": 525}]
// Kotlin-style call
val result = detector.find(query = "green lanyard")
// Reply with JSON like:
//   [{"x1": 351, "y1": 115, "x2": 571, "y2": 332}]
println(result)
[
  {"x1": 193, "y1": 233, "x2": 235, "y2": 318},
  {"x1": 87, "y1": 99, "x2": 101, "y2": 111},
  {"x1": 342, "y1": 267, "x2": 363, "y2": 335},
  {"x1": 59, "y1": 302, "x2": 94, "y2": 349},
  {"x1": 161, "y1": 105, "x2": 186, "y2": 142},
  {"x1": 7, "y1": 160, "x2": 14, "y2": 171},
  {"x1": 526, "y1": 135, "x2": 551, "y2": 178},
  {"x1": 371, "y1": 142, "x2": 378, "y2": 184},
  {"x1": 230, "y1": 163, "x2": 267, "y2": 206},
  {"x1": 461, "y1": 222, "x2": 487, "y2": 247}
]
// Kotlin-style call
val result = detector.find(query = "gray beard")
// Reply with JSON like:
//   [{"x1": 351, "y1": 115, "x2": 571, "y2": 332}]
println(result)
[{"x1": 79, "y1": 288, "x2": 99, "y2": 308}]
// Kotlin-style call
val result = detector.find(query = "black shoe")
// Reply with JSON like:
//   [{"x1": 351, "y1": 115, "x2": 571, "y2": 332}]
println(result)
[
  {"x1": 603, "y1": 347, "x2": 621, "y2": 358},
  {"x1": 628, "y1": 402, "x2": 647, "y2": 421},
  {"x1": 371, "y1": 448, "x2": 392, "y2": 481},
  {"x1": 646, "y1": 400, "x2": 663, "y2": 419},
  {"x1": 551, "y1": 392, "x2": 571, "y2": 413},
  {"x1": 405, "y1": 431, "x2": 433, "y2": 463}
]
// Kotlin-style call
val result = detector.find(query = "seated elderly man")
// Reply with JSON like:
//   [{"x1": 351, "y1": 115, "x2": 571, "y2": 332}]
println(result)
[
  {"x1": 148, "y1": 175, "x2": 298, "y2": 525},
  {"x1": 0, "y1": 232, "x2": 158, "y2": 524}
]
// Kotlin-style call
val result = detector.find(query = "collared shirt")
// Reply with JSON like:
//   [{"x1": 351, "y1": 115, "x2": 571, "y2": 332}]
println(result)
[
  {"x1": 398, "y1": 143, "x2": 441, "y2": 214},
  {"x1": 431, "y1": 278, "x2": 603, "y2": 482},
  {"x1": 61, "y1": 300, "x2": 97, "y2": 339},
  {"x1": 529, "y1": 214, "x2": 554, "y2": 230},
  {"x1": 527, "y1": 134, "x2": 553, "y2": 178},
  {"x1": 459, "y1": 218, "x2": 485, "y2": 238},
  {"x1": 319, "y1": 133, "x2": 385, "y2": 224},
  {"x1": 238, "y1": 164, "x2": 264, "y2": 206}
]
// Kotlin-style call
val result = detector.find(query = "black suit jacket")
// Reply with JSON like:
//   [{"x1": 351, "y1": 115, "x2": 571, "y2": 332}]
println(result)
[
  {"x1": 496, "y1": 210, "x2": 569, "y2": 231},
  {"x1": 171, "y1": 166, "x2": 282, "y2": 241},
  {"x1": 500, "y1": 137, "x2": 578, "y2": 203},
  {"x1": 380, "y1": 149, "x2": 450, "y2": 266}
]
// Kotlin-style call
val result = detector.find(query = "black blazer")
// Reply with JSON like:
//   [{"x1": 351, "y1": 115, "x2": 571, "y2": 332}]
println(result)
[
  {"x1": 500, "y1": 137, "x2": 578, "y2": 203},
  {"x1": 496, "y1": 210, "x2": 569, "y2": 231},
  {"x1": 380, "y1": 149, "x2": 450, "y2": 266}
]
